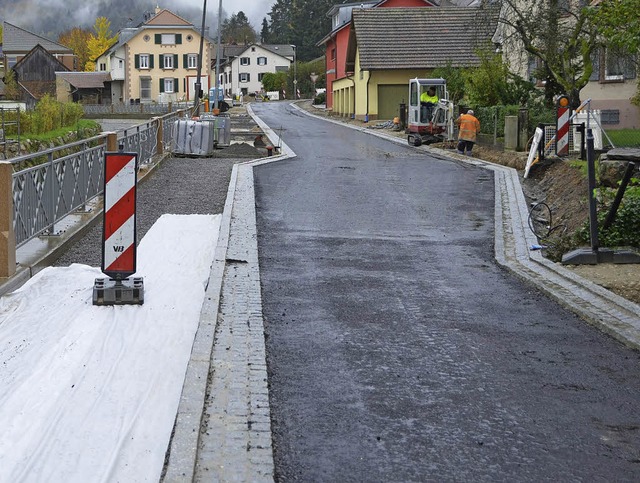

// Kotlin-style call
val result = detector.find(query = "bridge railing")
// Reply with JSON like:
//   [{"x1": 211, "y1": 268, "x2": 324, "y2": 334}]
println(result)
[{"x1": 0, "y1": 108, "x2": 191, "y2": 279}]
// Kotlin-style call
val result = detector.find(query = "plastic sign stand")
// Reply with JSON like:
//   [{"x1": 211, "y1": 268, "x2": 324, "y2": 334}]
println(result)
[
  {"x1": 556, "y1": 95, "x2": 571, "y2": 156},
  {"x1": 93, "y1": 152, "x2": 144, "y2": 305}
]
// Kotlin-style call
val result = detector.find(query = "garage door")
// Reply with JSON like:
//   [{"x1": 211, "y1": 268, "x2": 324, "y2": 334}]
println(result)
[{"x1": 377, "y1": 85, "x2": 409, "y2": 120}]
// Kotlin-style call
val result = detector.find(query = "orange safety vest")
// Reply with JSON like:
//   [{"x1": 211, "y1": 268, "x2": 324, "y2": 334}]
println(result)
[{"x1": 456, "y1": 113, "x2": 480, "y2": 142}]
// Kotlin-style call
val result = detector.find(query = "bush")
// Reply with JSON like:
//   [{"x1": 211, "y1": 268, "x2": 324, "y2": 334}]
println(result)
[
  {"x1": 313, "y1": 92, "x2": 326, "y2": 105},
  {"x1": 6, "y1": 96, "x2": 85, "y2": 136},
  {"x1": 576, "y1": 183, "x2": 640, "y2": 249}
]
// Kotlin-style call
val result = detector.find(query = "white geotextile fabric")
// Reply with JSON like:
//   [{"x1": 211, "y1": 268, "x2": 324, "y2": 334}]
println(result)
[{"x1": 0, "y1": 214, "x2": 220, "y2": 482}]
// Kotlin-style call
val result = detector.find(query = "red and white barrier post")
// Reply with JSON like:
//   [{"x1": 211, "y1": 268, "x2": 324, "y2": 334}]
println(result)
[
  {"x1": 93, "y1": 151, "x2": 144, "y2": 305},
  {"x1": 556, "y1": 95, "x2": 571, "y2": 156}
]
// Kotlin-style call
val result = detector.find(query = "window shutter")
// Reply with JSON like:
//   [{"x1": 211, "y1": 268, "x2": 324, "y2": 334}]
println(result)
[
  {"x1": 247, "y1": 73, "x2": 250, "y2": 82},
  {"x1": 176, "y1": 34, "x2": 182, "y2": 44},
  {"x1": 150, "y1": 55, "x2": 154, "y2": 69},
  {"x1": 174, "y1": 54, "x2": 179, "y2": 67},
  {"x1": 155, "y1": 34, "x2": 161, "y2": 44},
  {"x1": 183, "y1": 54, "x2": 188, "y2": 68},
  {"x1": 159, "y1": 54, "x2": 164, "y2": 67},
  {"x1": 135, "y1": 54, "x2": 139, "y2": 69},
  {"x1": 175, "y1": 78, "x2": 179, "y2": 92},
  {"x1": 159, "y1": 78, "x2": 164, "y2": 93},
  {"x1": 590, "y1": 49, "x2": 600, "y2": 81}
]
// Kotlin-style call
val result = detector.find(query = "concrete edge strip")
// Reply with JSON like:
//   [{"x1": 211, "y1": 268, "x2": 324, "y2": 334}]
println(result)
[
  {"x1": 293, "y1": 103, "x2": 640, "y2": 346},
  {"x1": 162, "y1": 161, "x2": 239, "y2": 481}
]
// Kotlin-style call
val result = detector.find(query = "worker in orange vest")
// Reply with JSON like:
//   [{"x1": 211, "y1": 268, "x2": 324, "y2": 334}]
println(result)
[{"x1": 455, "y1": 109, "x2": 481, "y2": 156}]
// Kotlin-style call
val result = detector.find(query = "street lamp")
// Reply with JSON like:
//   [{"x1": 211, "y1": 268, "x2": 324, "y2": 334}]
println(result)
[
  {"x1": 194, "y1": 0, "x2": 208, "y2": 115},
  {"x1": 214, "y1": 0, "x2": 222, "y2": 112}
]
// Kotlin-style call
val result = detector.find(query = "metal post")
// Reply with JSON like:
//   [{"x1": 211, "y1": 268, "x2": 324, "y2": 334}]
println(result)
[
  {"x1": 214, "y1": 0, "x2": 222, "y2": 111},
  {"x1": 194, "y1": 0, "x2": 208, "y2": 116},
  {"x1": 603, "y1": 162, "x2": 636, "y2": 230},
  {"x1": 291, "y1": 45, "x2": 297, "y2": 98},
  {"x1": 586, "y1": 128, "x2": 599, "y2": 253}
]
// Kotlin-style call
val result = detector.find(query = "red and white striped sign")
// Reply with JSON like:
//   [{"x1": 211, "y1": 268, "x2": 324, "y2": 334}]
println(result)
[
  {"x1": 556, "y1": 103, "x2": 570, "y2": 156},
  {"x1": 102, "y1": 153, "x2": 138, "y2": 278}
]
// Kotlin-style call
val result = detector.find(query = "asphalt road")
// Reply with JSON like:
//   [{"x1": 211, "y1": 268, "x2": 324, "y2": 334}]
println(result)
[{"x1": 251, "y1": 102, "x2": 640, "y2": 482}]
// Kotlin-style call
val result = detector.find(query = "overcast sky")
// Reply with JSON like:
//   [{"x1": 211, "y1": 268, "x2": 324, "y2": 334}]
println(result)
[{"x1": 0, "y1": 0, "x2": 274, "y2": 37}]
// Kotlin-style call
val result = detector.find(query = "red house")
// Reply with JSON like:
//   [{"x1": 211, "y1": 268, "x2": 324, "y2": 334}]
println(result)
[{"x1": 317, "y1": 0, "x2": 436, "y2": 110}]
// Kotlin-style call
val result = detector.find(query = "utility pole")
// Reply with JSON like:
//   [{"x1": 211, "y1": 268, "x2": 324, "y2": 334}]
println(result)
[
  {"x1": 194, "y1": 0, "x2": 208, "y2": 116},
  {"x1": 214, "y1": 0, "x2": 222, "y2": 111}
]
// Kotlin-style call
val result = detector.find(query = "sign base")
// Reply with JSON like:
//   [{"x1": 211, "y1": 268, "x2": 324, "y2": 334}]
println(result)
[{"x1": 93, "y1": 277, "x2": 144, "y2": 306}]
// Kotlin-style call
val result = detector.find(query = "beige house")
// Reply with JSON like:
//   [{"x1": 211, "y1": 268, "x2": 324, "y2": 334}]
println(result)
[
  {"x1": 336, "y1": 7, "x2": 499, "y2": 121},
  {"x1": 95, "y1": 7, "x2": 213, "y2": 104}
]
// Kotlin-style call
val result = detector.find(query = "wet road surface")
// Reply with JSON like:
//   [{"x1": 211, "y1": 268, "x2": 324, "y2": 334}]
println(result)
[{"x1": 252, "y1": 102, "x2": 640, "y2": 482}]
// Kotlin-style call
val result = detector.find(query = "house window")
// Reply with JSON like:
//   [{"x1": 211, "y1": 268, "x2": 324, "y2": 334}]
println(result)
[
  {"x1": 139, "y1": 54, "x2": 150, "y2": 69},
  {"x1": 163, "y1": 54, "x2": 174, "y2": 69},
  {"x1": 331, "y1": 49, "x2": 336, "y2": 61},
  {"x1": 187, "y1": 54, "x2": 198, "y2": 69},
  {"x1": 140, "y1": 77, "x2": 152, "y2": 100},
  {"x1": 119, "y1": 59, "x2": 124, "y2": 68},
  {"x1": 163, "y1": 78, "x2": 175, "y2": 93},
  {"x1": 240, "y1": 57, "x2": 250, "y2": 66},
  {"x1": 161, "y1": 34, "x2": 176, "y2": 45},
  {"x1": 258, "y1": 73, "x2": 265, "y2": 81},
  {"x1": 604, "y1": 48, "x2": 624, "y2": 81},
  {"x1": 99, "y1": 62, "x2": 106, "y2": 71},
  {"x1": 239, "y1": 73, "x2": 250, "y2": 83},
  {"x1": 257, "y1": 57, "x2": 267, "y2": 66},
  {"x1": 601, "y1": 110, "x2": 620, "y2": 125},
  {"x1": 251, "y1": 46, "x2": 256, "y2": 52}
]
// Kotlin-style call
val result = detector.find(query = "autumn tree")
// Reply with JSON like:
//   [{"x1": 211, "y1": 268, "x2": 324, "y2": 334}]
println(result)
[
  {"x1": 495, "y1": 0, "x2": 599, "y2": 108},
  {"x1": 58, "y1": 27, "x2": 92, "y2": 72},
  {"x1": 85, "y1": 17, "x2": 118, "y2": 71}
]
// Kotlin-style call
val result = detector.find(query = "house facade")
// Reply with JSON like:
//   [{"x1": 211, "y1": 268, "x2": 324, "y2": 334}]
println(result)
[
  {"x1": 95, "y1": 8, "x2": 213, "y2": 104},
  {"x1": 492, "y1": 0, "x2": 639, "y2": 129},
  {"x1": 335, "y1": 6, "x2": 498, "y2": 120},
  {"x1": 216, "y1": 44, "x2": 294, "y2": 98},
  {"x1": 2, "y1": 22, "x2": 76, "y2": 72},
  {"x1": 317, "y1": 0, "x2": 437, "y2": 111}
]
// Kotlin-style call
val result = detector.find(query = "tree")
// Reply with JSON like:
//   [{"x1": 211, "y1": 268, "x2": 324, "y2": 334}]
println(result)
[
  {"x1": 221, "y1": 11, "x2": 257, "y2": 44},
  {"x1": 3, "y1": 69, "x2": 21, "y2": 100},
  {"x1": 261, "y1": 72, "x2": 288, "y2": 94},
  {"x1": 260, "y1": 18, "x2": 270, "y2": 43},
  {"x1": 58, "y1": 27, "x2": 92, "y2": 73},
  {"x1": 85, "y1": 17, "x2": 118, "y2": 72},
  {"x1": 431, "y1": 63, "x2": 467, "y2": 105},
  {"x1": 496, "y1": 0, "x2": 599, "y2": 108}
]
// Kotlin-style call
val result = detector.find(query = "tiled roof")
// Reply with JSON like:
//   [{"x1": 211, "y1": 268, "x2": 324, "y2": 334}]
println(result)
[
  {"x1": 56, "y1": 72, "x2": 111, "y2": 88},
  {"x1": 351, "y1": 6, "x2": 499, "y2": 70},
  {"x1": 2, "y1": 22, "x2": 73, "y2": 54}
]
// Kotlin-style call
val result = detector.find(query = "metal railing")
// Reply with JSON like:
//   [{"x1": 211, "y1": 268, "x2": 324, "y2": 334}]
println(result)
[
  {"x1": 82, "y1": 102, "x2": 193, "y2": 116},
  {"x1": 2, "y1": 108, "x2": 191, "y2": 259}
]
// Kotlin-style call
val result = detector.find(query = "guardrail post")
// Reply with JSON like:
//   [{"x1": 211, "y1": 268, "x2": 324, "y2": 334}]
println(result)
[
  {"x1": 0, "y1": 162, "x2": 16, "y2": 278},
  {"x1": 154, "y1": 117, "x2": 164, "y2": 155}
]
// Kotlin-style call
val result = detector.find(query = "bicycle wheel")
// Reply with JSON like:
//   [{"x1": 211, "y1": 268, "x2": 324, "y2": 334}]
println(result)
[{"x1": 528, "y1": 202, "x2": 552, "y2": 239}]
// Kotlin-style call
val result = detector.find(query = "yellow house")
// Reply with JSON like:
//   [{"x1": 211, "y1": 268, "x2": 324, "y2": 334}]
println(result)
[
  {"x1": 95, "y1": 7, "x2": 213, "y2": 104},
  {"x1": 337, "y1": 7, "x2": 499, "y2": 121}
]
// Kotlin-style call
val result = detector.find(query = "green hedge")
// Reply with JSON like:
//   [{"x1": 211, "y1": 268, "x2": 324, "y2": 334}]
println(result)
[{"x1": 3, "y1": 95, "x2": 84, "y2": 136}]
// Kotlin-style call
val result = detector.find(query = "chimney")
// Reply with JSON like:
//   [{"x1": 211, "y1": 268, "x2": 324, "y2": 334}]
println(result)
[{"x1": 155, "y1": 4, "x2": 161, "y2": 14}]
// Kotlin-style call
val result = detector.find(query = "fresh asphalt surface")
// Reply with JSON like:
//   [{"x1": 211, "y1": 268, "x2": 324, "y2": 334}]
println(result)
[{"x1": 250, "y1": 102, "x2": 640, "y2": 481}]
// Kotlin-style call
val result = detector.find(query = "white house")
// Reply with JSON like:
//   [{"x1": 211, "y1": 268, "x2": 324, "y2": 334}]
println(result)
[{"x1": 217, "y1": 44, "x2": 294, "y2": 98}]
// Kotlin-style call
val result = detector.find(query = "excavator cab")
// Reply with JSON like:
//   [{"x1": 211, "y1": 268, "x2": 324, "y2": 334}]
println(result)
[{"x1": 407, "y1": 78, "x2": 455, "y2": 146}]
